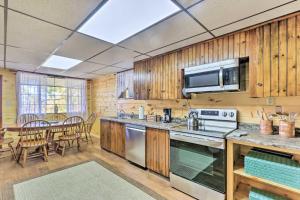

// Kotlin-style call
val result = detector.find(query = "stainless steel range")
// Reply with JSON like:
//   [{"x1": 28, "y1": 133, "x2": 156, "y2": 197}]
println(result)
[{"x1": 170, "y1": 108, "x2": 237, "y2": 200}]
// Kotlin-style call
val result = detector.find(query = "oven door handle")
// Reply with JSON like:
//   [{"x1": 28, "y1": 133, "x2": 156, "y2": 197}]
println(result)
[
  {"x1": 219, "y1": 67, "x2": 224, "y2": 88},
  {"x1": 170, "y1": 132, "x2": 225, "y2": 149}
]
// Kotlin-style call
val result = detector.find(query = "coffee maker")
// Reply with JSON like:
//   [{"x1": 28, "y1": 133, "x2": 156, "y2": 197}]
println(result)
[{"x1": 162, "y1": 108, "x2": 172, "y2": 123}]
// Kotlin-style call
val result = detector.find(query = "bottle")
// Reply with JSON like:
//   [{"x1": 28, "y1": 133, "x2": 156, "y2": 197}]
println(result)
[{"x1": 139, "y1": 106, "x2": 144, "y2": 120}]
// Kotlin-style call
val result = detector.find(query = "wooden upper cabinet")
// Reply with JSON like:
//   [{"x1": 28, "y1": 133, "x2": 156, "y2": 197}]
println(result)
[
  {"x1": 249, "y1": 15, "x2": 300, "y2": 97},
  {"x1": 133, "y1": 13, "x2": 300, "y2": 98},
  {"x1": 134, "y1": 52, "x2": 184, "y2": 100}
]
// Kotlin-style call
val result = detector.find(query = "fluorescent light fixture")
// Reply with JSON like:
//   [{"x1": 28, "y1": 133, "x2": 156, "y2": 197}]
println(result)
[
  {"x1": 41, "y1": 55, "x2": 82, "y2": 70},
  {"x1": 78, "y1": 0, "x2": 180, "y2": 44}
]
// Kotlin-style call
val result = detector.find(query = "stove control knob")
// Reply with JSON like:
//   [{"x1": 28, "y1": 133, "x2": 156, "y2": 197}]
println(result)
[
  {"x1": 222, "y1": 112, "x2": 228, "y2": 117},
  {"x1": 229, "y1": 112, "x2": 235, "y2": 117}
]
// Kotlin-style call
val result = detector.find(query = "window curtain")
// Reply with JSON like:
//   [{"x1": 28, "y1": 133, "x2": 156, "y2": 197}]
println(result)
[
  {"x1": 16, "y1": 72, "x2": 87, "y2": 119},
  {"x1": 16, "y1": 72, "x2": 47, "y2": 117}
]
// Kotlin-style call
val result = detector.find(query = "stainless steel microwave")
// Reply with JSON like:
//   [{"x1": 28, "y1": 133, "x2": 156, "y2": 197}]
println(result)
[{"x1": 182, "y1": 58, "x2": 246, "y2": 96}]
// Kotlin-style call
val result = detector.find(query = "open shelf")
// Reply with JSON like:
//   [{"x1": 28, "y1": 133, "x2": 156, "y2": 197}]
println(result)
[
  {"x1": 234, "y1": 183, "x2": 249, "y2": 200},
  {"x1": 234, "y1": 166, "x2": 300, "y2": 198}
]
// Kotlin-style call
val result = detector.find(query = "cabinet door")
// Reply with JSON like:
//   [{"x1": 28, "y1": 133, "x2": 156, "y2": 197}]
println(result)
[
  {"x1": 110, "y1": 122, "x2": 126, "y2": 157},
  {"x1": 100, "y1": 120, "x2": 111, "y2": 151},
  {"x1": 146, "y1": 128, "x2": 170, "y2": 177},
  {"x1": 134, "y1": 60, "x2": 149, "y2": 100}
]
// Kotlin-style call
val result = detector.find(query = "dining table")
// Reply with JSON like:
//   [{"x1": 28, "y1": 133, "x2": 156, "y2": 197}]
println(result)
[
  {"x1": 4, "y1": 120, "x2": 81, "y2": 156},
  {"x1": 5, "y1": 121, "x2": 69, "y2": 132}
]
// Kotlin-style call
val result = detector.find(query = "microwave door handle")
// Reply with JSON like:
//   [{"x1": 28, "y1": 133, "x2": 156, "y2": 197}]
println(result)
[{"x1": 219, "y1": 67, "x2": 224, "y2": 88}]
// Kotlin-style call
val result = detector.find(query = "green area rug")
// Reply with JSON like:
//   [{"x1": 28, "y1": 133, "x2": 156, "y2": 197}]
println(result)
[{"x1": 14, "y1": 161, "x2": 164, "y2": 200}]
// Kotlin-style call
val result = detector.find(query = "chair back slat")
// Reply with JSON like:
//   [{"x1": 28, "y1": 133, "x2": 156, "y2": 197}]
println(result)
[
  {"x1": 85, "y1": 113, "x2": 97, "y2": 134},
  {"x1": 63, "y1": 116, "x2": 84, "y2": 137},
  {"x1": 18, "y1": 114, "x2": 39, "y2": 124},
  {"x1": 20, "y1": 120, "x2": 51, "y2": 143}
]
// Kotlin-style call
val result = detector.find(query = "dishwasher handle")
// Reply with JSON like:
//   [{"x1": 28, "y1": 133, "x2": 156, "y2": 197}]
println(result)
[{"x1": 126, "y1": 127, "x2": 146, "y2": 133}]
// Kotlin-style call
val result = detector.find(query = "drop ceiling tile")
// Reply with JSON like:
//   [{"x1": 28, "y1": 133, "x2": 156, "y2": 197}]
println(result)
[
  {"x1": 35, "y1": 67, "x2": 65, "y2": 75},
  {"x1": 79, "y1": 73, "x2": 100, "y2": 79},
  {"x1": 212, "y1": 1, "x2": 300, "y2": 36},
  {"x1": 6, "y1": 0, "x2": 103, "y2": 29},
  {"x1": 66, "y1": 61, "x2": 106, "y2": 73},
  {"x1": 113, "y1": 60, "x2": 134, "y2": 69},
  {"x1": 61, "y1": 70, "x2": 84, "y2": 78},
  {"x1": 148, "y1": 32, "x2": 212, "y2": 56},
  {"x1": 119, "y1": 12, "x2": 206, "y2": 53},
  {"x1": 6, "y1": 46, "x2": 49, "y2": 67},
  {"x1": 6, "y1": 61, "x2": 37, "y2": 71},
  {"x1": 93, "y1": 66, "x2": 125, "y2": 75},
  {"x1": 89, "y1": 46, "x2": 140, "y2": 65},
  {"x1": 55, "y1": 33, "x2": 113, "y2": 60},
  {"x1": 134, "y1": 55, "x2": 151, "y2": 62},
  {"x1": 0, "y1": 0, "x2": 3, "y2": 5},
  {"x1": 176, "y1": 0, "x2": 203, "y2": 8},
  {"x1": 7, "y1": 10, "x2": 72, "y2": 54},
  {"x1": 188, "y1": 0, "x2": 291, "y2": 30}
]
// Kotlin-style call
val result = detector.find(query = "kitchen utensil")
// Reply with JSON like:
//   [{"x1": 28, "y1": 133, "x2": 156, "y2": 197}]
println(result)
[
  {"x1": 187, "y1": 112, "x2": 198, "y2": 130},
  {"x1": 279, "y1": 120, "x2": 295, "y2": 138},
  {"x1": 260, "y1": 120, "x2": 273, "y2": 135},
  {"x1": 139, "y1": 106, "x2": 144, "y2": 120}
]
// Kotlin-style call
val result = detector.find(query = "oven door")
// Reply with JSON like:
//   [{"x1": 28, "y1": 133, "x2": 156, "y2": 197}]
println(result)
[{"x1": 170, "y1": 132, "x2": 226, "y2": 194}]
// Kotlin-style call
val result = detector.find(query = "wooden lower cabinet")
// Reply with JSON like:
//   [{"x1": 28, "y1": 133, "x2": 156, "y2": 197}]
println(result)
[
  {"x1": 110, "y1": 122, "x2": 126, "y2": 157},
  {"x1": 100, "y1": 120, "x2": 111, "y2": 151},
  {"x1": 100, "y1": 120, "x2": 125, "y2": 158},
  {"x1": 146, "y1": 128, "x2": 170, "y2": 177}
]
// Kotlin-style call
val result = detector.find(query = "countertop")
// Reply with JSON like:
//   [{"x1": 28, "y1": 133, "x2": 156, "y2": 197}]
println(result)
[
  {"x1": 101, "y1": 116, "x2": 233, "y2": 138},
  {"x1": 227, "y1": 128, "x2": 300, "y2": 153},
  {"x1": 101, "y1": 116, "x2": 300, "y2": 153},
  {"x1": 100, "y1": 116, "x2": 183, "y2": 130}
]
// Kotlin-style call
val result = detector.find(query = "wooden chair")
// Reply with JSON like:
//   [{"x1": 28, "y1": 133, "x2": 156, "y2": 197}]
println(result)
[
  {"x1": 56, "y1": 116, "x2": 84, "y2": 156},
  {"x1": 17, "y1": 120, "x2": 50, "y2": 167},
  {"x1": 44, "y1": 113, "x2": 68, "y2": 150},
  {"x1": 0, "y1": 128, "x2": 16, "y2": 160},
  {"x1": 83, "y1": 113, "x2": 97, "y2": 144},
  {"x1": 18, "y1": 114, "x2": 39, "y2": 124}
]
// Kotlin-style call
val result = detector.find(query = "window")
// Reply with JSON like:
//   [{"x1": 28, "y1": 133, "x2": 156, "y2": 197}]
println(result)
[{"x1": 17, "y1": 72, "x2": 87, "y2": 117}]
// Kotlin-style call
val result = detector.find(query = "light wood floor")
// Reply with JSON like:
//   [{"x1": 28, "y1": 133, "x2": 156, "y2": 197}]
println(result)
[{"x1": 0, "y1": 137, "x2": 195, "y2": 200}]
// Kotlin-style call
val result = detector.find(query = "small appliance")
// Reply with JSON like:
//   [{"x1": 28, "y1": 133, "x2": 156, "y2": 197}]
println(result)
[
  {"x1": 162, "y1": 108, "x2": 172, "y2": 123},
  {"x1": 182, "y1": 58, "x2": 247, "y2": 96}
]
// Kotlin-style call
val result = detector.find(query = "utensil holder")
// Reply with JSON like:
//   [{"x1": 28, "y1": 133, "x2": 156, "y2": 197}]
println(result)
[
  {"x1": 260, "y1": 120, "x2": 273, "y2": 135},
  {"x1": 279, "y1": 121, "x2": 295, "y2": 138}
]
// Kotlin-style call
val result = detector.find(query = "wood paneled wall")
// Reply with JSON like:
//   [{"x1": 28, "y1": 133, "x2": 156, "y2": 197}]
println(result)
[
  {"x1": 134, "y1": 12, "x2": 300, "y2": 98},
  {"x1": 91, "y1": 12, "x2": 300, "y2": 136},
  {"x1": 134, "y1": 52, "x2": 183, "y2": 100}
]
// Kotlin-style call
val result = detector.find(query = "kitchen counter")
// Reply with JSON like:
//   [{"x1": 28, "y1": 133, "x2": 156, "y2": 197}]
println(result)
[
  {"x1": 100, "y1": 116, "x2": 184, "y2": 131},
  {"x1": 101, "y1": 116, "x2": 231, "y2": 138},
  {"x1": 227, "y1": 128, "x2": 300, "y2": 153}
]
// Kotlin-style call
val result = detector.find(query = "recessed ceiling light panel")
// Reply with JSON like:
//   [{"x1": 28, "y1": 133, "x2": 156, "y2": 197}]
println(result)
[
  {"x1": 78, "y1": 0, "x2": 180, "y2": 44},
  {"x1": 41, "y1": 55, "x2": 82, "y2": 70}
]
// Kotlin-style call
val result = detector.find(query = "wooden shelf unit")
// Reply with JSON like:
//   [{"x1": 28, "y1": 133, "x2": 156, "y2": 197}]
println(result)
[{"x1": 227, "y1": 139, "x2": 300, "y2": 200}]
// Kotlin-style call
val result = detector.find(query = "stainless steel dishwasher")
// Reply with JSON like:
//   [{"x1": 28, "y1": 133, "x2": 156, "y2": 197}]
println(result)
[{"x1": 125, "y1": 124, "x2": 146, "y2": 167}]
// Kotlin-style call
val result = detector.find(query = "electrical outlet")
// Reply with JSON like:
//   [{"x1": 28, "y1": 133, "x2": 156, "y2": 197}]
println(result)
[
  {"x1": 266, "y1": 97, "x2": 274, "y2": 105},
  {"x1": 275, "y1": 106, "x2": 282, "y2": 114}
]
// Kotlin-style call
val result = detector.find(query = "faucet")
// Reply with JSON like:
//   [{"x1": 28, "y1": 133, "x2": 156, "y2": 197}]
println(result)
[
  {"x1": 130, "y1": 112, "x2": 135, "y2": 119},
  {"x1": 119, "y1": 109, "x2": 126, "y2": 118}
]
